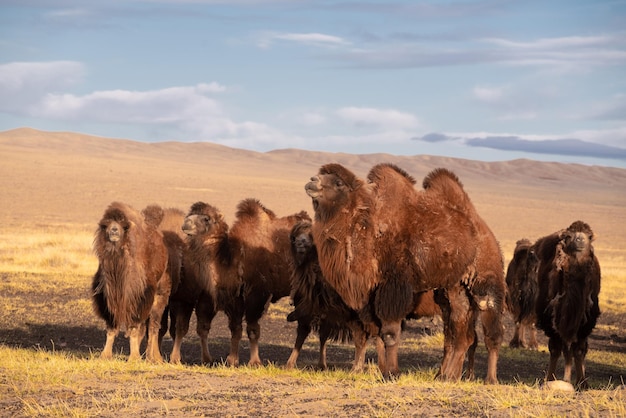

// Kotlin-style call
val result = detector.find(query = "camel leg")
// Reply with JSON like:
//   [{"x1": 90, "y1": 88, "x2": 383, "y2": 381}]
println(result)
[
  {"x1": 350, "y1": 324, "x2": 367, "y2": 373},
  {"x1": 435, "y1": 286, "x2": 474, "y2": 381},
  {"x1": 480, "y1": 306, "x2": 504, "y2": 384},
  {"x1": 196, "y1": 293, "x2": 217, "y2": 365},
  {"x1": 509, "y1": 322, "x2": 523, "y2": 348},
  {"x1": 246, "y1": 293, "x2": 272, "y2": 367},
  {"x1": 247, "y1": 320, "x2": 263, "y2": 367},
  {"x1": 380, "y1": 320, "x2": 403, "y2": 378},
  {"x1": 465, "y1": 330, "x2": 478, "y2": 381},
  {"x1": 317, "y1": 321, "x2": 334, "y2": 370},
  {"x1": 101, "y1": 327, "x2": 118, "y2": 359},
  {"x1": 128, "y1": 323, "x2": 145, "y2": 361},
  {"x1": 169, "y1": 300, "x2": 194, "y2": 364},
  {"x1": 527, "y1": 324, "x2": 538, "y2": 351},
  {"x1": 573, "y1": 339, "x2": 588, "y2": 389},
  {"x1": 286, "y1": 317, "x2": 312, "y2": 369},
  {"x1": 546, "y1": 337, "x2": 563, "y2": 381},
  {"x1": 224, "y1": 298, "x2": 244, "y2": 367},
  {"x1": 563, "y1": 345, "x2": 574, "y2": 383},
  {"x1": 159, "y1": 305, "x2": 169, "y2": 349},
  {"x1": 146, "y1": 292, "x2": 169, "y2": 363},
  {"x1": 374, "y1": 335, "x2": 386, "y2": 374}
]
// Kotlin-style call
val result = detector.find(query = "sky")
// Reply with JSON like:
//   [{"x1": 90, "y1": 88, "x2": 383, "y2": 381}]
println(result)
[{"x1": 1, "y1": 0, "x2": 626, "y2": 168}]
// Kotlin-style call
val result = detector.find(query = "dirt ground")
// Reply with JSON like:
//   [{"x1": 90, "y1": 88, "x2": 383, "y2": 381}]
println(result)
[{"x1": 1, "y1": 286, "x2": 625, "y2": 417}]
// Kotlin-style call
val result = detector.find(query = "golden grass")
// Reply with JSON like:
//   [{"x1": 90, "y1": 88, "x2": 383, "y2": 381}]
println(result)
[
  {"x1": 2, "y1": 346, "x2": 624, "y2": 417},
  {"x1": 0, "y1": 226, "x2": 96, "y2": 277}
]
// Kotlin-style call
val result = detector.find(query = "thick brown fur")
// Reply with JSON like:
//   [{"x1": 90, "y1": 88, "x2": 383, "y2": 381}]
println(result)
[
  {"x1": 182, "y1": 199, "x2": 310, "y2": 367},
  {"x1": 91, "y1": 202, "x2": 172, "y2": 362},
  {"x1": 146, "y1": 206, "x2": 198, "y2": 364},
  {"x1": 180, "y1": 201, "x2": 242, "y2": 365},
  {"x1": 231, "y1": 198, "x2": 311, "y2": 366},
  {"x1": 534, "y1": 221, "x2": 601, "y2": 389},
  {"x1": 506, "y1": 238, "x2": 539, "y2": 350},
  {"x1": 285, "y1": 219, "x2": 384, "y2": 371},
  {"x1": 306, "y1": 163, "x2": 505, "y2": 382}
]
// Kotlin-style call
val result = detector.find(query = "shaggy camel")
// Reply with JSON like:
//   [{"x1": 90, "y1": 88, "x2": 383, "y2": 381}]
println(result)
[
  {"x1": 305, "y1": 163, "x2": 505, "y2": 383},
  {"x1": 534, "y1": 221, "x2": 601, "y2": 389},
  {"x1": 91, "y1": 202, "x2": 172, "y2": 362},
  {"x1": 285, "y1": 219, "x2": 384, "y2": 371},
  {"x1": 182, "y1": 199, "x2": 310, "y2": 366},
  {"x1": 506, "y1": 238, "x2": 539, "y2": 350}
]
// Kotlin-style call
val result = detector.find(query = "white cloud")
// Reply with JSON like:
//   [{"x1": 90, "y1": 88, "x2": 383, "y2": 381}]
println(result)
[
  {"x1": 472, "y1": 86, "x2": 504, "y2": 103},
  {"x1": 299, "y1": 112, "x2": 327, "y2": 126},
  {"x1": 0, "y1": 61, "x2": 85, "y2": 113},
  {"x1": 320, "y1": 32, "x2": 626, "y2": 71},
  {"x1": 27, "y1": 83, "x2": 287, "y2": 144},
  {"x1": 33, "y1": 85, "x2": 224, "y2": 123},
  {"x1": 471, "y1": 82, "x2": 559, "y2": 121},
  {"x1": 483, "y1": 35, "x2": 611, "y2": 50},
  {"x1": 0, "y1": 60, "x2": 279, "y2": 143},
  {"x1": 336, "y1": 107, "x2": 419, "y2": 129},
  {"x1": 257, "y1": 32, "x2": 350, "y2": 49}
]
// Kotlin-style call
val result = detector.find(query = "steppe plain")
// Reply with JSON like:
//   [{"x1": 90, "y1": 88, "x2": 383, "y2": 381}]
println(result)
[{"x1": 0, "y1": 128, "x2": 625, "y2": 417}]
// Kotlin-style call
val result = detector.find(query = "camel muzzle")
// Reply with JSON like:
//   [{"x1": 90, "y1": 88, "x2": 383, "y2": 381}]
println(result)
[
  {"x1": 181, "y1": 218, "x2": 197, "y2": 236},
  {"x1": 305, "y1": 177, "x2": 321, "y2": 198}
]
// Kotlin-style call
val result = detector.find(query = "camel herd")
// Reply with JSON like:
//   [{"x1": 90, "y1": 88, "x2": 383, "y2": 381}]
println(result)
[{"x1": 91, "y1": 162, "x2": 601, "y2": 389}]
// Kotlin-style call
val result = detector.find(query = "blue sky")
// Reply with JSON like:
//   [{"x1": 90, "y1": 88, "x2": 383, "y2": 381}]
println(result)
[{"x1": 1, "y1": 0, "x2": 625, "y2": 168}]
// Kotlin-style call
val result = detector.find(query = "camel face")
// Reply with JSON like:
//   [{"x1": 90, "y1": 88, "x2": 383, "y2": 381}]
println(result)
[
  {"x1": 563, "y1": 231, "x2": 592, "y2": 254},
  {"x1": 559, "y1": 221, "x2": 594, "y2": 261},
  {"x1": 305, "y1": 172, "x2": 351, "y2": 214},
  {"x1": 99, "y1": 219, "x2": 128, "y2": 243},
  {"x1": 106, "y1": 221, "x2": 123, "y2": 242},
  {"x1": 183, "y1": 202, "x2": 224, "y2": 238},
  {"x1": 182, "y1": 215, "x2": 201, "y2": 236},
  {"x1": 291, "y1": 228, "x2": 313, "y2": 260},
  {"x1": 97, "y1": 206, "x2": 133, "y2": 245},
  {"x1": 305, "y1": 176, "x2": 322, "y2": 198}
]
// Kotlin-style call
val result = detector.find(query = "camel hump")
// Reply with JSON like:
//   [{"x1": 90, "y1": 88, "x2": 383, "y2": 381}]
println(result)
[
  {"x1": 236, "y1": 198, "x2": 276, "y2": 221},
  {"x1": 367, "y1": 163, "x2": 416, "y2": 185},
  {"x1": 422, "y1": 167, "x2": 463, "y2": 190},
  {"x1": 142, "y1": 204, "x2": 165, "y2": 228}
]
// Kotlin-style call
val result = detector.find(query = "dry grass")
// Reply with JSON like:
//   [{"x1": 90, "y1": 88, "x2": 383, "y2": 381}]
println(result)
[{"x1": 2, "y1": 345, "x2": 625, "y2": 417}]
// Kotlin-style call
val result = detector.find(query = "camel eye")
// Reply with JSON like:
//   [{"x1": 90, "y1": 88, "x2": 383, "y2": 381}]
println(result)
[
  {"x1": 203, "y1": 216, "x2": 211, "y2": 224},
  {"x1": 99, "y1": 224, "x2": 106, "y2": 230},
  {"x1": 335, "y1": 179, "x2": 344, "y2": 187},
  {"x1": 123, "y1": 225, "x2": 130, "y2": 231}
]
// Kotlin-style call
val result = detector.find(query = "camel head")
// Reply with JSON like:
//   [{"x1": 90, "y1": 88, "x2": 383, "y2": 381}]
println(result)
[
  {"x1": 515, "y1": 239, "x2": 539, "y2": 276},
  {"x1": 290, "y1": 220, "x2": 315, "y2": 265},
  {"x1": 98, "y1": 204, "x2": 133, "y2": 244},
  {"x1": 182, "y1": 201, "x2": 225, "y2": 237},
  {"x1": 305, "y1": 163, "x2": 363, "y2": 215},
  {"x1": 559, "y1": 220, "x2": 594, "y2": 258}
]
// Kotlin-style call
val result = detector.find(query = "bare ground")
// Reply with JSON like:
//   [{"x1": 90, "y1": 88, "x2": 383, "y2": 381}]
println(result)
[{"x1": 1, "y1": 281, "x2": 625, "y2": 417}]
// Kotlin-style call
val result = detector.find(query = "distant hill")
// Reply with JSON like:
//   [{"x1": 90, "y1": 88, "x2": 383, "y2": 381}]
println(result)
[{"x1": 1, "y1": 127, "x2": 625, "y2": 260}]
